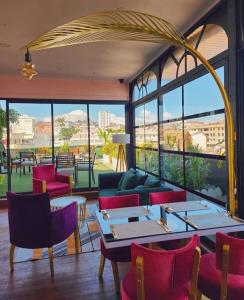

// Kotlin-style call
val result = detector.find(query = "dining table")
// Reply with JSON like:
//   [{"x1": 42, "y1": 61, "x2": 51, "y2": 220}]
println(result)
[{"x1": 96, "y1": 199, "x2": 244, "y2": 249}]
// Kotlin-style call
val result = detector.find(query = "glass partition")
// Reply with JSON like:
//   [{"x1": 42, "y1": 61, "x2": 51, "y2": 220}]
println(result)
[
  {"x1": 89, "y1": 104, "x2": 125, "y2": 187},
  {"x1": 9, "y1": 103, "x2": 52, "y2": 193}
]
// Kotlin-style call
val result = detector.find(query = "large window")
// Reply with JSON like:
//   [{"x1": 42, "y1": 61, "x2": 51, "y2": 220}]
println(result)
[
  {"x1": 160, "y1": 67, "x2": 227, "y2": 202},
  {"x1": 131, "y1": 22, "x2": 228, "y2": 204},
  {"x1": 0, "y1": 101, "x2": 125, "y2": 195}
]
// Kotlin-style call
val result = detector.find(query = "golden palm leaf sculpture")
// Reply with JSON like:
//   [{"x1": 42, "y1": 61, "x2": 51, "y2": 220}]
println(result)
[{"x1": 24, "y1": 10, "x2": 236, "y2": 214}]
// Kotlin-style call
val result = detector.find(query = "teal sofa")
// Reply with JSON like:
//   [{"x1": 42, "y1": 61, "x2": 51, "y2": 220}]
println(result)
[{"x1": 98, "y1": 169, "x2": 172, "y2": 205}]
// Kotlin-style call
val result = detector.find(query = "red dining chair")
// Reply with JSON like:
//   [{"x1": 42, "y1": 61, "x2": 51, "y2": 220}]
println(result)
[
  {"x1": 198, "y1": 232, "x2": 244, "y2": 300},
  {"x1": 33, "y1": 164, "x2": 72, "y2": 198},
  {"x1": 150, "y1": 190, "x2": 187, "y2": 205},
  {"x1": 98, "y1": 194, "x2": 140, "y2": 293},
  {"x1": 121, "y1": 235, "x2": 201, "y2": 300},
  {"x1": 150, "y1": 190, "x2": 186, "y2": 250}
]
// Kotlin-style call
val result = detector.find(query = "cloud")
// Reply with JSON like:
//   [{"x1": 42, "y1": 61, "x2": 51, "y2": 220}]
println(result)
[{"x1": 163, "y1": 111, "x2": 173, "y2": 120}]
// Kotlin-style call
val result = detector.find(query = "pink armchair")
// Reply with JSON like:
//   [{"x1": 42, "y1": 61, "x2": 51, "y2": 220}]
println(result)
[{"x1": 33, "y1": 164, "x2": 72, "y2": 198}]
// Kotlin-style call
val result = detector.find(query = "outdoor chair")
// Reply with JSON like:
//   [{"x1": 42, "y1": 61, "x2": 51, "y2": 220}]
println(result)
[
  {"x1": 19, "y1": 151, "x2": 37, "y2": 176},
  {"x1": 198, "y1": 232, "x2": 244, "y2": 300},
  {"x1": 98, "y1": 194, "x2": 140, "y2": 293},
  {"x1": 7, "y1": 192, "x2": 80, "y2": 276},
  {"x1": 56, "y1": 153, "x2": 77, "y2": 184},
  {"x1": 75, "y1": 152, "x2": 96, "y2": 184},
  {"x1": 121, "y1": 235, "x2": 200, "y2": 300},
  {"x1": 33, "y1": 164, "x2": 72, "y2": 198}
]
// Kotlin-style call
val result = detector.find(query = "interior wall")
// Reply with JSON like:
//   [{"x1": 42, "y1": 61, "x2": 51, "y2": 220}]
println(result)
[{"x1": 0, "y1": 75, "x2": 129, "y2": 101}]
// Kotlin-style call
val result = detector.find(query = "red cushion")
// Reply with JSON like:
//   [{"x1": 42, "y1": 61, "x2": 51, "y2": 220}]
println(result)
[
  {"x1": 198, "y1": 253, "x2": 244, "y2": 300},
  {"x1": 46, "y1": 181, "x2": 70, "y2": 192},
  {"x1": 121, "y1": 273, "x2": 189, "y2": 300},
  {"x1": 100, "y1": 239, "x2": 131, "y2": 262}
]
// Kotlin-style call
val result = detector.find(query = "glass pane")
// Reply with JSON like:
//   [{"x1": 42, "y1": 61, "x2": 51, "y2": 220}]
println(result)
[
  {"x1": 161, "y1": 87, "x2": 182, "y2": 121},
  {"x1": 184, "y1": 67, "x2": 224, "y2": 116},
  {"x1": 146, "y1": 71, "x2": 157, "y2": 94},
  {"x1": 161, "y1": 56, "x2": 177, "y2": 86},
  {"x1": 160, "y1": 121, "x2": 183, "y2": 151},
  {"x1": 196, "y1": 24, "x2": 228, "y2": 62},
  {"x1": 185, "y1": 155, "x2": 227, "y2": 202},
  {"x1": 135, "y1": 127, "x2": 144, "y2": 147},
  {"x1": 161, "y1": 152, "x2": 184, "y2": 185},
  {"x1": 53, "y1": 104, "x2": 88, "y2": 189},
  {"x1": 9, "y1": 103, "x2": 52, "y2": 192},
  {"x1": 132, "y1": 84, "x2": 140, "y2": 102},
  {"x1": 145, "y1": 124, "x2": 158, "y2": 149},
  {"x1": 146, "y1": 150, "x2": 159, "y2": 174},
  {"x1": 135, "y1": 105, "x2": 144, "y2": 126},
  {"x1": 144, "y1": 100, "x2": 158, "y2": 125},
  {"x1": 0, "y1": 100, "x2": 7, "y2": 196},
  {"x1": 136, "y1": 148, "x2": 145, "y2": 170},
  {"x1": 89, "y1": 104, "x2": 125, "y2": 187},
  {"x1": 184, "y1": 114, "x2": 225, "y2": 155}
]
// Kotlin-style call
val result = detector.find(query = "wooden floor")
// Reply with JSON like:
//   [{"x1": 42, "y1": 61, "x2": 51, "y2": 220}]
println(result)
[
  {"x1": 0, "y1": 209, "x2": 209, "y2": 300},
  {"x1": 0, "y1": 209, "x2": 121, "y2": 300}
]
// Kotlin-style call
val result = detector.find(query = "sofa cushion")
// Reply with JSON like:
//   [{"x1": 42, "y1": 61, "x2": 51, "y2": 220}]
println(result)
[
  {"x1": 144, "y1": 176, "x2": 161, "y2": 187},
  {"x1": 120, "y1": 171, "x2": 137, "y2": 190},
  {"x1": 135, "y1": 173, "x2": 148, "y2": 186},
  {"x1": 99, "y1": 188, "x2": 118, "y2": 197},
  {"x1": 117, "y1": 173, "x2": 126, "y2": 190}
]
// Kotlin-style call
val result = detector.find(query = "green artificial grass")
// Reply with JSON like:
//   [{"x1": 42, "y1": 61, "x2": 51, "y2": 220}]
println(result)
[{"x1": 0, "y1": 161, "x2": 114, "y2": 196}]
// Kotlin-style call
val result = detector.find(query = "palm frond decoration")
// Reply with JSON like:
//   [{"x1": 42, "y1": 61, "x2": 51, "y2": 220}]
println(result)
[
  {"x1": 23, "y1": 9, "x2": 236, "y2": 215},
  {"x1": 25, "y1": 10, "x2": 186, "y2": 51}
]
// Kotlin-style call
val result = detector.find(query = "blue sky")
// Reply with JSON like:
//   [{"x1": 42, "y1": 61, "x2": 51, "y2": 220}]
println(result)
[{"x1": 6, "y1": 103, "x2": 125, "y2": 121}]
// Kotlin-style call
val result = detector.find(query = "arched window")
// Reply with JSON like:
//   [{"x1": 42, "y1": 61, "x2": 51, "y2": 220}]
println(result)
[
  {"x1": 161, "y1": 24, "x2": 228, "y2": 86},
  {"x1": 132, "y1": 70, "x2": 157, "y2": 101}
]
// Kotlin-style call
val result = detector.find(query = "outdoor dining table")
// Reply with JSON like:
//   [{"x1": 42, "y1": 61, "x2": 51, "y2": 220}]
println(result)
[{"x1": 95, "y1": 199, "x2": 244, "y2": 249}]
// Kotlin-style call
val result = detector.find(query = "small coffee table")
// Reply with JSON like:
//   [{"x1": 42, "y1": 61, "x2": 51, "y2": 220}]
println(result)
[{"x1": 51, "y1": 195, "x2": 87, "y2": 228}]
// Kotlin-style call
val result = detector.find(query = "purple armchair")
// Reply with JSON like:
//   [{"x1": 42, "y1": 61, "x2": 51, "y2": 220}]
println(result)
[
  {"x1": 7, "y1": 192, "x2": 80, "y2": 276},
  {"x1": 33, "y1": 164, "x2": 72, "y2": 198}
]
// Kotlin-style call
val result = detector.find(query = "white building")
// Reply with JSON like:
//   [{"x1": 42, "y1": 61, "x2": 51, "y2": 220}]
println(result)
[{"x1": 98, "y1": 111, "x2": 110, "y2": 128}]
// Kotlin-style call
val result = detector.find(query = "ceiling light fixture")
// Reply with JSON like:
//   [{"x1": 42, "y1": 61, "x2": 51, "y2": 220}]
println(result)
[{"x1": 21, "y1": 48, "x2": 37, "y2": 80}]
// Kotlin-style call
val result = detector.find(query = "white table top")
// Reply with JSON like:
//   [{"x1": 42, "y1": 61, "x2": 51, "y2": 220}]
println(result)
[
  {"x1": 96, "y1": 200, "x2": 244, "y2": 249},
  {"x1": 51, "y1": 195, "x2": 86, "y2": 206}
]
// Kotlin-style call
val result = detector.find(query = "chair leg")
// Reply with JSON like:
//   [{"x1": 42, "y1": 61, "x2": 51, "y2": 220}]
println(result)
[
  {"x1": 98, "y1": 254, "x2": 106, "y2": 277},
  {"x1": 9, "y1": 244, "x2": 15, "y2": 272},
  {"x1": 196, "y1": 290, "x2": 202, "y2": 300},
  {"x1": 48, "y1": 247, "x2": 54, "y2": 277},
  {"x1": 74, "y1": 227, "x2": 81, "y2": 254},
  {"x1": 111, "y1": 261, "x2": 120, "y2": 294}
]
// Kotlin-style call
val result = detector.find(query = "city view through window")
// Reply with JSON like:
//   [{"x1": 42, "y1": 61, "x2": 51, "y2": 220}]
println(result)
[{"x1": 0, "y1": 102, "x2": 125, "y2": 195}]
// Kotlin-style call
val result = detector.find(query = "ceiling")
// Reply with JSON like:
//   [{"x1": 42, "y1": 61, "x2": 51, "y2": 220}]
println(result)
[{"x1": 0, "y1": 0, "x2": 221, "y2": 82}]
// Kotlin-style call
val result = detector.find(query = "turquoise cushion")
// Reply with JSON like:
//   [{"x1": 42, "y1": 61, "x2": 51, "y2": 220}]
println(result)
[
  {"x1": 135, "y1": 185, "x2": 147, "y2": 190},
  {"x1": 117, "y1": 173, "x2": 126, "y2": 190},
  {"x1": 120, "y1": 172, "x2": 137, "y2": 190},
  {"x1": 144, "y1": 177, "x2": 160, "y2": 187},
  {"x1": 135, "y1": 173, "x2": 148, "y2": 186}
]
